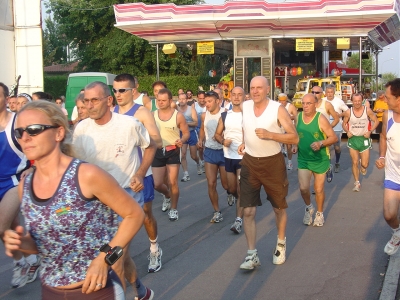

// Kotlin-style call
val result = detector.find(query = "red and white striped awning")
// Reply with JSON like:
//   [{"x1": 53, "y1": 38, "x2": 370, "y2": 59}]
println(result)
[{"x1": 113, "y1": 0, "x2": 399, "y2": 48}]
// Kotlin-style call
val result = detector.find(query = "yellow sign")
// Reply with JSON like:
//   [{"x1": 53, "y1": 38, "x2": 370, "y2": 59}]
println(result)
[
  {"x1": 296, "y1": 39, "x2": 314, "y2": 51},
  {"x1": 337, "y1": 38, "x2": 350, "y2": 49},
  {"x1": 197, "y1": 42, "x2": 214, "y2": 55},
  {"x1": 329, "y1": 51, "x2": 342, "y2": 61},
  {"x1": 162, "y1": 44, "x2": 177, "y2": 54}
]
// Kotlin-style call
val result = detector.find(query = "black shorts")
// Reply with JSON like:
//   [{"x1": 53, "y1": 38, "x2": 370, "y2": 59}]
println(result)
[
  {"x1": 225, "y1": 158, "x2": 242, "y2": 173},
  {"x1": 152, "y1": 147, "x2": 181, "y2": 167},
  {"x1": 240, "y1": 152, "x2": 289, "y2": 209}
]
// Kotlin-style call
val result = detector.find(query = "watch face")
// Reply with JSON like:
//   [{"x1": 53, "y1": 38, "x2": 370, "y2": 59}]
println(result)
[{"x1": 105, "y1": 247, "x2": 123, "y2": 265}]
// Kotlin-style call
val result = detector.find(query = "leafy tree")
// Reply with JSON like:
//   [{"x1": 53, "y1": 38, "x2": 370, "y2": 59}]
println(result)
[
  {"x1": 378, "y1": 72, "x2": 397, "y2": 90},
  {"x1": 45, "y1": 0, "x2": 203, "y2": 75},
  {"x1": 345, "y1": 53, "x2": 373, "y2": 74},
  {"x1": 42, "y1": 17, "x2": 68, "y2": 66}
]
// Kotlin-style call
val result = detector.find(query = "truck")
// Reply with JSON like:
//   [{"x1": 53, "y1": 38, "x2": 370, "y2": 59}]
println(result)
[
  {"x1": 0, "y1": 0, "x2": 44, "y2": 95},
  {"x1": 292, "y1": 76, "x2": 342, "y2": 109}
]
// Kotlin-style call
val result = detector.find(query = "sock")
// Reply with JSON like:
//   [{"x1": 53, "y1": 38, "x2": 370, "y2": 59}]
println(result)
[
  {"x1": 277, "y1": 237, "x2": 286, "y2": 245},
  {"x1": 306, "y1": 204, "x2": 313, "y2": 210},
  {"x1": 149, "y1": 237, "x2": 159, "y2": 253},
  {"x1": 184, "y1": 171, "x2": 189, "y2": 176},
  {"x1": 14, "y1": 257, "x2": 26, "y2": 265},
  {"x1": 247, "y1": 249, "x2": 257, "y2": 255},
  {"x1": 135, "y1": 278, "x2": 147, "y2": 298},
  {"x1": 25, "y1": 254, "x2": 37, "y2": 265},
  {"x1": 236, "y1": 217, "x2": 242, "y2": 223},
  {"x1": 335, "y1": 152, "x2": 341, "y2": 164},
  {"x1": 393, "y1": 226, "x2": 400, "y2": 233}
]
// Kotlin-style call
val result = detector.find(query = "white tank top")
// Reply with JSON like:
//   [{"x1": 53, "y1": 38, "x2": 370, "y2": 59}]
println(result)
[
  {"x1": 223, "y1": 111, "x2": 243, "y2": 159},
  {"x1": 134, "y1": 94, "x2": 144, "y2": 106},
  {"x1": 316, "y1": 99, "x2": 329, "y2": 120},
  {"x1": 180, "y1": 105, "x2": 195, "y2": 131},
  {"x1": 242, "y1": 100, "x2": 281, "y2": 157},
  {"x1": 349, "y1": 107, "x2": 369, "y2": 136},
  {"x1": 385, "y1": 110, "x2": 400, "y2": 184},
  {"x1": 204, "y1": 108, "x2": 224, "y2": 150}
]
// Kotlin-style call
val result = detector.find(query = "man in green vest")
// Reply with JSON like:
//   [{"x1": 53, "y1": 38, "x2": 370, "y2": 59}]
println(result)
[{"x1": 292, "y1": 93, "x2": 337, "y2": 227}]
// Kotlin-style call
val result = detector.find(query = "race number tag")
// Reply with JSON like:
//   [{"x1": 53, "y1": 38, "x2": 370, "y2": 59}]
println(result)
[{"x1": 364, "y1": 140, "x2": 369, "y2": 146}]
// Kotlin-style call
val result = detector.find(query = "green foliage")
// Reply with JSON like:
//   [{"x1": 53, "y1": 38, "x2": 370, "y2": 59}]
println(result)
[
  {"x1": 43, "y1": 17, "x2": 68, "y2": 66},
  {"x1": 44, "y1": 75, "x2": 69, "y2": 98},
  {"x1": 345, "y1": 53, "x2": 373, "y2": 74},
  {"x1": 378, "y1": 72, "x2": 398, "y2": 90}
]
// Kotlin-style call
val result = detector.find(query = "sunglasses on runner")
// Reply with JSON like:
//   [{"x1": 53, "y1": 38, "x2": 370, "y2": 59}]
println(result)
[
  {"x1": 311, "y1": 91, "x2": 322, "y2": 94},
  {"x1": 14, "y1": 124, "x2": 59, "y2": 139},
  {"x1": 112, "y1": 88, "x2": 134, "y2": 94}
]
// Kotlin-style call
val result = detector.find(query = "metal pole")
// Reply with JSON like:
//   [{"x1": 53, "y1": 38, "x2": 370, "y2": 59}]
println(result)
[
  {"x1": 156, "y1": 44, "x2": 160, "y2": 81},
  {"x1": 359, "y1": 37, "x2": 362, "y2": 93},
  {"x1": 375, "y1": 52, "x2": 379, "y2": 91}
]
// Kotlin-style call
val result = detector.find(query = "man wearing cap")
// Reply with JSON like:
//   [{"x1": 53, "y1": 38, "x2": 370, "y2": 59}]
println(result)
[
  {"x1": 278, "y1": 93, "x2": 297, "y2": 170},
  {"x1": 16, "y1": 93, "x2": 32, "y2": 112},
  {"x1": 323, "y1": 84, "x2": 349, "y2": 173}
]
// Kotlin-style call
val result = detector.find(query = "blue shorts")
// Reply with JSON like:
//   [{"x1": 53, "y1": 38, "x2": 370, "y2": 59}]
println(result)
[
  {"x1": 143, "y1": 175, "x2": 155, "y2": 203},
  {"x1": 384, "y1": 180, "x2": 400, "y2": 191},
  {"x1": 124, "y1": 187, "x2": 144, "y2": 208},
  {"x1": 225, "y1": 158, "x2": 242, "y2": 173},
  {"x1": 181, "y1": 130, "x2": 198, "y2": 146},
  {"x1": 204, "y1": 148, "x2": 225, "y2": 166}
]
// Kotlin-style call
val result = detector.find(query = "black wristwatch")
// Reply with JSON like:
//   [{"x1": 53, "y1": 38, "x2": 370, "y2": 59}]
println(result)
[{"x1": 99, "y1": 244, "x2": 123, "y2": 266}]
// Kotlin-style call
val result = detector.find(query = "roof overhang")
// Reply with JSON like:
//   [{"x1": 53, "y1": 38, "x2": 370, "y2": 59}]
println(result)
[{"x1": 114, "y1": 0, "x2": 399, "y2": 49}]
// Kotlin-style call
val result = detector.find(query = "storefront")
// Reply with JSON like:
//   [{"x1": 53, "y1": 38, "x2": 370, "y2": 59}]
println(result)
[{"x1": 113, "y1": 0, "x2": 399, "y2": 98}]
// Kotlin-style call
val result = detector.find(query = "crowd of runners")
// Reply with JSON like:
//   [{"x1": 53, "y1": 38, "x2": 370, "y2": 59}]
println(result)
[{"x1": 0, "y1": 75, "x2": 399, "y2": 300}]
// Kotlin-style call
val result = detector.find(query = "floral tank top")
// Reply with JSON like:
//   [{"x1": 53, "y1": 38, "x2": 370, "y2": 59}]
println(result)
[{"x1": 20, "y1": 159, "x2": 119, "y2": 287}]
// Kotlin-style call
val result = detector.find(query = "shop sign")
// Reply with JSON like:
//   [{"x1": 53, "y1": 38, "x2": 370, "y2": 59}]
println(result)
[
  {"x1": 296, "y1": 39, "x2": 314, "y2": 51},
  {"x1": 197, "y1": 42, "x2": 214, "y2": 54},
  {"x1": 329, "y1": 51, "x2": 342, "y2": 61}
]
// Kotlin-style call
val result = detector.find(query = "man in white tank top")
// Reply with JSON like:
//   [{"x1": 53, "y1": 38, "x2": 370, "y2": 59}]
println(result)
[
  {"x1": 197, "y1": 90, "x2": 230, "y2": 223},
  {"x1": 313, "y1": 85, "x2": 339, "y2": 183},
  {"x1": 238, "y1": 76, "x2": 299, "y2": 270},
  {"x1": 375, "y1": 78, "x2": 400, "y2": 255},
  {"x1": 113, "y1": 73, "x2": 164, "y2": 274},
  {"x1": 278, "y1": 93, "x2": 297, "y2": 170},
  {"x1": 195, "y1": 91, "x2": 207, "y2": 171},
  {"x1": 214, "y1": 87, "x2": 245, "y2": 234},
  {"x1": 342, "y1": 93, "x2": 378, "y2": 192}
]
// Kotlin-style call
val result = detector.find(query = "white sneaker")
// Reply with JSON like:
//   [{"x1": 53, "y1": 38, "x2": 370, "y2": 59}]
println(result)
[
  {"x1": 181, "y1": 174, "x2": 190, "y2": 182},
  {"x1": 210, "y1": 211, "x2": 223, "y2": 223},
  {"x1": 352, "y1": 181, "x2": 361, "y2": 192},
  {"x1": 287, "y1": 161, "x2": 293, "y2": 170},
  {"x1": 303, "y1": 205, "x2": 315, "y2": 226},
  {"x1": 11, "y1": 261, "x2": 29, "y2": 288},
  {"x1": 168, "y1": 209, "x2": 179, "y2": 221},
  {"x1": 240, "y1": 251, "x2": 261, "y2": 270},
  {"x1": 197, "y1": 164, "x2": 202, "y2": 175},
  {"x1": 227, "y1": 194, "x2": 235, "y2": 206},
  {"x1": 313, "y1": 211, "x2": 325, "y2": 227},
  {"x1": 230, "y1": 219, "x2": 242, "y2": 234},
  {"x1": 273, "y1": 237, "x2": 286, "y2": 265},
  {"x1": 27, "y1": 255, "x2": 41, "y2": 283},
  {"x1": 161, "y1": 195, "x2": 171, "y2": 212},
  {"x1": 384, "y1": 231, "x2": 400, "y2": 255},
  {"x1": 148, "y1": 247, "x2": 162, "y2": 273}
]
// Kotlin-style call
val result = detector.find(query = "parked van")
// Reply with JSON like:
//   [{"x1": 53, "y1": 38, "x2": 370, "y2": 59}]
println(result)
[
  {"x1": 65, "y1": 72, "x2": 116, "y2": 118},
  {"x1": 292, "y1": 76, "x2": 342, "y2": 109}
]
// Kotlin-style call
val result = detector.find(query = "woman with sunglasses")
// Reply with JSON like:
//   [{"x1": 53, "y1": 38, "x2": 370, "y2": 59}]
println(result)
[{"x1": 3, "y1": 100, "x2": 145, "y2": 300}]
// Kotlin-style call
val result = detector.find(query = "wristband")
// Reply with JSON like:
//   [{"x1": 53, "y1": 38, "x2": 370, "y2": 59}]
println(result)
[{"x1": 379, "y1": 156, "x2": 385, "y2": 159}]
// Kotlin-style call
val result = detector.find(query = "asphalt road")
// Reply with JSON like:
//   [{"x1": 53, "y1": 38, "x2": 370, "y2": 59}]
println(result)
[{"x1": 0, "y1": 137, "x2": 392, "y2": 300}]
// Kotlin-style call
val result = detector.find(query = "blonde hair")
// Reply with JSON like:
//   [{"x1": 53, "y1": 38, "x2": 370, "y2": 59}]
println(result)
[{"x1": 18, "y1": 100, "x2": 75, "y2": 157}]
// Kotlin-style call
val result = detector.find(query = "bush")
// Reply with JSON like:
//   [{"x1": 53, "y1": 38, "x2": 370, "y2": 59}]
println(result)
[{"x1": 44, "y1": 75, "x2": 69, "y2": 98}]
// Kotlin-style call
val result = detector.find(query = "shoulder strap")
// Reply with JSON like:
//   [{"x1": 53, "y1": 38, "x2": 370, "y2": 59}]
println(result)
[
  {"x1": 221, "y1": 111, "x2": 227, "y2": 131},
  {"x1": 10, "y1": 114, "x2": 22, "y2": 152}
]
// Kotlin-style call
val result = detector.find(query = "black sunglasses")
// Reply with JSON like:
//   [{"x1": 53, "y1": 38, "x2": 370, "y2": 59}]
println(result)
[
  {"x1": 14, "y1": 124, "x2": 59, "y2": 139},
  {"x1": 311, "y1": 91, "x2": 322, "y2": 94},
  {"x1": 112, "y1": 88, "x2": 134, "y2": 94},
  {"x1": 205, "y1": 91, "x2": 219, "y2": 98}
]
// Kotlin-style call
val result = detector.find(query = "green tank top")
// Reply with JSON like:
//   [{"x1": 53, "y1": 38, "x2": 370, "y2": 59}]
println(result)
[{"x1": 297, "y1": 112, "x2": 330, "y2": 164}]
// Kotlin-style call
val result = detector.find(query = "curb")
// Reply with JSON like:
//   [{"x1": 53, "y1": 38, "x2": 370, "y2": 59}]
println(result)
[{"x1": 380, "y1": 250, "x2": 400, "y2": 300}]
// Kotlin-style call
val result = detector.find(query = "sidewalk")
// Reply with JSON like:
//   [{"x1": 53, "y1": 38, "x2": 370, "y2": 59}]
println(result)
[{"x1": 380, "y1": 250, "x2": 400, "y2": 299}]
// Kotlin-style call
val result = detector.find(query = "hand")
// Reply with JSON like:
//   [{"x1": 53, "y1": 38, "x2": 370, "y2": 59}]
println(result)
[
  {"x1": 82, "y1": 255, "x2": 109, "y2": 294},
  {"x1": 347, "y1": 132, "x2": 353, "y2": 138},
  {"x1": 175, "y1": 139, "x2": 183, "y2": 148},
  {"x1": 3, "y1": 226, "x2": 24, "y2": 257},
  {"x1": 363, "y1": 131, "x2": 371, "y2": 138},
  {"x1": 20, "y1": 167, "x2": 34, "y2": 180},
  {"x1": 255, "y1": 128, "x2": 271, "y2": 140},
  {"x1": 197, "y1": 140, "x2": 203, "y2": 149},
  {"x1": 310, "y1": 141, "x2": 321, "y2": 152},
  {"x1": 238, "y1": 143, "x2": 245, "y2": 155},
  {"x1": 292, "y1": 145, "x2": 298, "y2": 154},
  {"x1": 130, "y1": 175, "x2": 144, "y2": 193},
  {"x1": 375, "y1": 157, "x2": 385, "y2": 169},
  {"x1": 223, "y1": 139, "x2": 233, "y2": 147}
]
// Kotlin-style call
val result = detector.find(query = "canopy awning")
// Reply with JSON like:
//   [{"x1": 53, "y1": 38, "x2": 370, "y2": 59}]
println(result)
[{"x1": 114, "y1": 0, "x2": 399, "y2": 49}]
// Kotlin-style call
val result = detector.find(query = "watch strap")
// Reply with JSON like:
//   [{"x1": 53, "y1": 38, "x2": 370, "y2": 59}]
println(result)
[{"x1": 100, "y1": 244, "x2": 112, "y2": 253}]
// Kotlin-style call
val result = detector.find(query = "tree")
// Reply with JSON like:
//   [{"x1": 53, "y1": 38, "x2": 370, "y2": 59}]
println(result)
[
  {"x1": 42, "y1": 17, "x2": 68, "y2": 66},
  {"x1": 378, "y1": 72, "x2": 397, "y2": 90},
  {"x1": 45, "y1": 0, "x2": 203, "y2": 75},
  {"x1": 345, "y1": 53, "x2": 373, "y2": 74}
]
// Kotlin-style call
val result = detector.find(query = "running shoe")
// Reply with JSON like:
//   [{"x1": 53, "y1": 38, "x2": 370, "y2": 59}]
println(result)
[
  {"x1": 161, "y1": 196, "x2": 171, "y2": 212},
  {"x1": 326, "y1": 164, "x2": 334, "y2": 183},
  {"x1": 11, "y1": 261, "x2": 29, "y2": 288},
  {"x1": 334, "y1": 163, "x2": 340, "y2": 173},
  {"x1": 303, "y1": 205, "x2": 315, "y2": 226},
  {"x1": 227, "y1": 194, "x2": 235, "y2": 206},
  {"x1": 168, "y1": 209, "x2": 179, "y2": 221},
  {"x1": 313, "y1": 212, "x2": 325, "y2": 227},
  {"x1": 352, "y1": 181, "x2": 361, "y2": 192},
  {"x1": 201, "y1": 161, "x2": 205, "y2": 173},
  {"x1": 230, "y1": 219, "x2": 242, "y2": 234},
  {"x1": 240, "y1": 252, "x2": 261, "y2": 270},
  {"x1": 384, "y1": 232, "x2": 400, "y2": 255},
  {"x1": 26, "y1": 255, "x2": 41, "y2": 283},
  {"x1": 197, "y1": 164, "x2": 202, "y2": 175},
  {"x1": 135, "y1": 287, "x2": 154, "y2": 300},
  {"x1": 273, "y1": 238, "x2": 286, "y2": 265},
  {"x1": 210, "y1": 211, "x2": 223, "y2": 223},
  {"x1": 181, "y1": 174, "x2": 190, "y2": 182},
  {"x1": 287, "y1": 161, "x2": 293, "y2": 170},
  {"x1": 148, "y1": 248, "x2": 162, "y2": 273}
]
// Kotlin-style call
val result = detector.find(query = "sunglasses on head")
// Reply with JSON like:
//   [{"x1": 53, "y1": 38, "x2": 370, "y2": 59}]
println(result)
[
  {"x1": 14, "y1": 124, "x2": 59, "y2": 139},
  {"x1": 112, "y1": 88, "x2": 134, "y2": 94},
  {"x1": 311, "y1": 91, "x2": 322, "y2": 94},
  {"x1": 205, "y1": 91, "x2": 219, "y2": 97}
]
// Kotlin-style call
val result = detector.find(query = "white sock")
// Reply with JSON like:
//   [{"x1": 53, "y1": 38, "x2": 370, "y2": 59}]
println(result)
[
  {"x1": 25, "y1": 254, "x2": 37, "y2": 265},
  {"x1": 184, "y1": 171, "x2": 189, "y2": 176},
  {"x1": 247, "y1": 249, "x2": 257, "y2": 255},
  {"x1": 149, "y1": 237, "x2": 159, "y2": 253},
  {"x1": 277, "y1": 237, "x2": 286, "y2": 245},
  {"x1": 236, "y1": 217, "x2": 242, "y2": 223}
]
